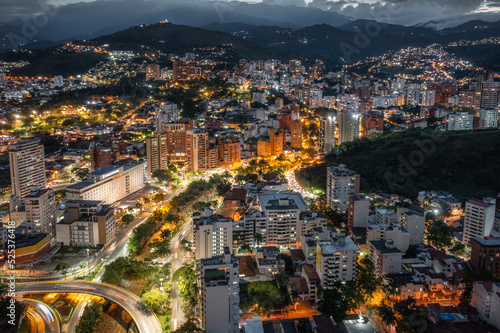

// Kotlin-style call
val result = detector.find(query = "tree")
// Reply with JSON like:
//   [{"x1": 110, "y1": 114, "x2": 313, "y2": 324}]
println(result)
[
  {"x1": 75, "y1": 302, "x2": 103, "y2": 333},
  {"x1": 142, "y1": 289, "x2": 169, "y2": 313},
  {"x1": 254, "y1": 233, "x2": 264, "y2": 247},
  {"x1": 247, "y1": 281, "x2": 285, "y2": 317},
  {"x1": 173, "y1": 318, "x2": 202, "y2": 333},
  {"x1": 449, "y1": 242, "x2": 466, "y2": 257},
  {"x1": 393, "y1": 297, "x2": 427, "y2": 333},
  {"x1": 375, "y1": 301, "x2": 396, "y2": 332},
  {"x1": 317, "y1": 284, "x2": 349, "y2": 321},
  {"x1": 357, "y1": 256, "x2": 382, "y2": 304},
  {"x1": 404, "y1": 245, "x2": 418, "y2": 258},
  {"x1": 122, "y1": 214, "x2": 135, "y2": 223},
  {"x1": 55, "y1": 262, "x2": 71, "y2": 271},
  {"x1": 425, "y1": 219, "x2": 452, "y2": 251}
]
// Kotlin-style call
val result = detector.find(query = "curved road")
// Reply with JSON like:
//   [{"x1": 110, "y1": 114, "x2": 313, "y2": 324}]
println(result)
[
  {"x1": 16, "y1": 281, "x2": 161, "y2": 333},
  {"x1": 21, "y1": 299, "x2": 60, "y2": 333}
]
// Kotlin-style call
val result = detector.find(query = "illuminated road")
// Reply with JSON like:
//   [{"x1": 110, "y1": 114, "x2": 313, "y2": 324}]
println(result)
[
  {"x1": 16, "y1": 282, "x2": 162, "y2": 333},
  {"x1": 21, "y1": 299, "x2": 60, "y2": 333}
]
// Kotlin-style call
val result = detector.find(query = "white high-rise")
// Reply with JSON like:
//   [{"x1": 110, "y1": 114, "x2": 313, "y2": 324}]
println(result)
[
  {"x1": 337, "y1": 112, "x2": 360, "y2": 145},
  {"x1": 8, "y1": 139, "x2": 47, "y2": 199},
  {"x1": 319, "y1": 114, "x2": 336, "y2": 153},
  {"x1": 479, "y1": 108, "x2": 498, "y2": 129},
  {"x1": 326, "y1": 165, "x2": 360, "y2": 214},
  {"x1": 155, "y1": 102, "x2": 179, "y2": 132},
  {"x1": 198, "y1": 248, "x2": 240, "y2": 333},
  {"x1": 24, "y1": 186, "x2": 57, "y2": 238},
  {"x1": 193, "y1": 207, "x2": 233, "y2": 259},
  {"x1": 463, "y1": 198, "x2": 497, "y2": 244}
]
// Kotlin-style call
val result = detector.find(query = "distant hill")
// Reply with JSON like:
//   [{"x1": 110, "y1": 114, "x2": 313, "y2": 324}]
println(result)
[
  {"x1": 88, "y1": 22, "x2": 295, "y2": 62},
  {"x1": 295, "y1": 129, "x2": 500, "y2": 202}
]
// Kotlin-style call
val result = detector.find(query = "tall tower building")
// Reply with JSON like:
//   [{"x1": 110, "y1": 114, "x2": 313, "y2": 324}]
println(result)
[
  {"x1": 198, "y1": 248, "x2": 240, "y2": 333},
  {"x1": 269, "y1": 129, "x2": 284, "y2": 156},
  {"x1": 155, "y1": 102, "x2": 179, "y2": 132},
  {"x1": 145, "y1": 63, "x2": 160, "y2": 81},
  {"x1": 146, "y1": 134, "x2": 168, "y2": 178},
  {"x1": 337, "y1": 112, "x2": 360, "y2": 145},
  {"x1": 463, "y1": 198, "x2": 497, "y2": 244},
  {"x1": 290, "y1": 119, "x2": 302, "y2": 149},
  {"x1": 24, "y1": 186, "x2": 57, "y2": 238},
  {"x1": 162, "y1": 122, "x2": 189, "y2": 164},
  {"x1": 8, "y1": 139, "x2": 46, "y2": 199},
  {"x1": 186, "y1": 129, "x2": 209, "y2": 172},
  {"x1": 217, "y1": 136, "x2": 241, "y2": 169},
  {"x1": 326, "y1": 164, "x2": 360, "y2": 214},
  {"x1": 481, "y1": 79, "x2": 500, "y2": 109},
  {"x1": 319, "y1": 114, "x2": 336, "y2": 153}
]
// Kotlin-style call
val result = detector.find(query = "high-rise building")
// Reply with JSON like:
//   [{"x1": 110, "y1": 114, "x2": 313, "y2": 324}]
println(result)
[
  {"x1": 463, "y1": 198, "x2": 497, "y2": 244},
  {"x1": 53, "y1": 75, "x2": 64, "y2": 87},
  {"x1": 337, "y1": 112, "x2": 360, "y2": 145},
  {"x1": 198, "y1": 248, "x2": 240, "y2": 333},
  {"x1": 252, "y1": 92, "x2": 267, "y2": 105},
  {"x1": 90, "y1": 145, "x2": 118, "y2": 171},
  {"x1": 24, "y1": 186, "x2": 57, "y2": 238},
  {"x1": 447, "y1": 112, "x2": 474, "y2": 131},
  {"x1": 269, "y1": 129, "x2": 284, "y2": 156},
  {"x1": 481, "y1": 79, "x2": 500, "y2": 109},
  {"x1": 368, "y1": 239, "x2": 403, "y2": 276},
  {"x1": 162, "y1": 122, "x2": 189, "y2": 164},
  {"x1": 56, "y1": 200, "x2": 115, "y2": 247},
  {"x1": 347, "y1": 195, "x2": 371, "y2": 228},
  {"x1": 193, "y1": 208, "x2": 233, "y2": 259},
  {"x1": 145, "y1": 63, "x2": 160, "y2": 81},
  {"x1": 362, "y1": 111, "x2": 384, "y2": 136},
  {"x1": 243, "y1": 209, "x2": 267, "y2": 247},
  {"x1": 66, "y1": 162, "x2": 145, "y2": 205},
  {"x1": 290, "y1": 119, "x2": 302, "y2": 149},
  {"x1": 326, "y1": 165, "x2": 360, "y2": 214},
  {"x1": 458, "y1": 89, "x2": 481, "y2": 111},
  {"x1": 186, "y1": 129, "x2": 209, "y2": 172},
  {"x1": 8, "y1": 139, "x2": 46, "y2": 199},
  {"x1": 405, "y1": 89, "x2": 436, "y2": 106},
  {"x1": 319, "y1": 114, "x2": 336, "y2": 153},
  {"x1": 397, "y1": 207, "x2": 425, "y2": 245},
  {"x1": 472, "y1": 281, "x2": 500, "y2": 330},
  {"x1": 479, "y1": 108, "x2": 499, "y2": 129},
  {"x1": 471, "y1": 236, "x2": 500, "y2": 279},
  {"x1": 146, "y1": 133, "x2": 168, "y2": 178},
  {"x1": 173, "y1": 60, "x2": 197, "y2": 81},
  {"x1": 155, "y1": 102, "x2": 179, "y2": 132},
  {"x1": 316, "y1": 233, "x2": 360, "y2": 286},
  {"x1": 264, "y1": 198, "x2": 301, "y2": 246},
  {"x1": 218, "y1": 136, "x2": 241, "y2": 169}
]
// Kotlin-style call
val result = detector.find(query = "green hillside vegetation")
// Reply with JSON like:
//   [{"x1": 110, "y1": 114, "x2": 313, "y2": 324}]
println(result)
[
  {"x1": 10, "y1": 51, "x2": 107, "y2": 77},
  {"x1": 295, "y1": 129, "x2": 500, "y2": 201}
]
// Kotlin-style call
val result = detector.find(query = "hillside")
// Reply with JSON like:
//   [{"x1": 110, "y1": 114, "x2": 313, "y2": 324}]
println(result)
[
  {"x1": 295, "y1": 129, "x2": 500, "y2": 202},
  {"x1": 87, "y1": 22, "x2": 294, "y2": 62}
]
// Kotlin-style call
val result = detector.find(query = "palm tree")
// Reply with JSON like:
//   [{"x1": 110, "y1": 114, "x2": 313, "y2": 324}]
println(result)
[
  {"x1": 375, "y1": 302, "x2": 396, "y2": 332},
  {"x1": 254, "y1": 233, "x2": 263, "y2": 248}
]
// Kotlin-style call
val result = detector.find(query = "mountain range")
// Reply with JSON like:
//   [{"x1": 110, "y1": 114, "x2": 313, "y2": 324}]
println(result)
[{"x1": 3, "y1": 18, "x2": 500, "y2": 77}]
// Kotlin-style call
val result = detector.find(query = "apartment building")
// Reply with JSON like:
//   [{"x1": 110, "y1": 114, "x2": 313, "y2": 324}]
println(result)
[
  {"x1": 463, "y1": 198, "x2": 497, "y2": 244},
  {"x1": 326, "y1": 165, "x2": 360, "y2": 214}
]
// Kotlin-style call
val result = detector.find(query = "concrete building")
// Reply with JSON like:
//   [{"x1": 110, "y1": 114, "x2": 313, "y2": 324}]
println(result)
[
  {"x1": 337, "y1": 112, "x2": 360, "y2": 145},
  {"x1": 397, "y1": 207, "x2": 425, "y2": 245},
  {"x1": 90, "y1": 145, "x2": 118, "y2": 171},
  {"x1": 56, "y1": 200, "x2": 115, "y2": 246},
  {"x1": 315, "y1": 233, "x2": 360, "y2": 286},
  {"x1": 198, "y1": 248, "x2": 240, "y2": 333},
  {"x1": 193, "y1": 208, "x2": 233, "y2": 259},
  {"x1": 447, "y1": 112, "x2": 474, "y2": 131},
  {"x1": 326, "y1": 165, "x2": 360, "y2": 214},
  {"x1": 162, "y1": 122, "x2": 189, "y2": 164},
  {"x1": 479, "y1": 108, "x2": 498, "y2": 129},
  {"x1": 368, "y1": 239, "x2": 403, "y2": 276},
  {"x1": 480, "y1": 79, "x2": 500, "y2": 109},
  {"x1": 471, "y1": 236, "x2": 500, "y2": 279},
  {"x1": 458, "y1": 89, "x2": 481, "y2": 111},
  {"x1": 146, "y1": 133, "x2": 168, "y2": 178},
  {"x1": 155, "y1": 102, "x2": 179, "y2": 131},
  {"x1": 264, "y1": 198, "x2": 301, "y2": 246},
  {"x1": 472, "y1": 281, "x2": 500, "y2": 330},
  {"x1": 319, "y1": 114, "x2": 335, "y2": 153},
  {"x1": 24, "y1": 186, "x2": 57, "y2": 238},
  {"x1": 243, "y1": 209, "x2": 267, "y2": 247},
  {"x1": 218, "y1": 135, "x2": 241, "y2": 169},
  {"x1": 463, "y1": 198, "x2": 497, "y2": 244},
  {"x1": 65, "y1": 162, "x2": 145, "y2": 205},
  {"x1": 347, "y1": 195, "x2": 371, "y2": 228},
  {"x1": 366, "y1": 223, "x2": 410, "y2": 252},
  {"x1": 290, "y1": 119, "x2": 302, "y2": 149},
  {"x1": 8, "y1": 139, "x2": 46, "y2": 199},
  {"x1": 186, "y1": 129, "x2": 209, "y2": 172}
]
